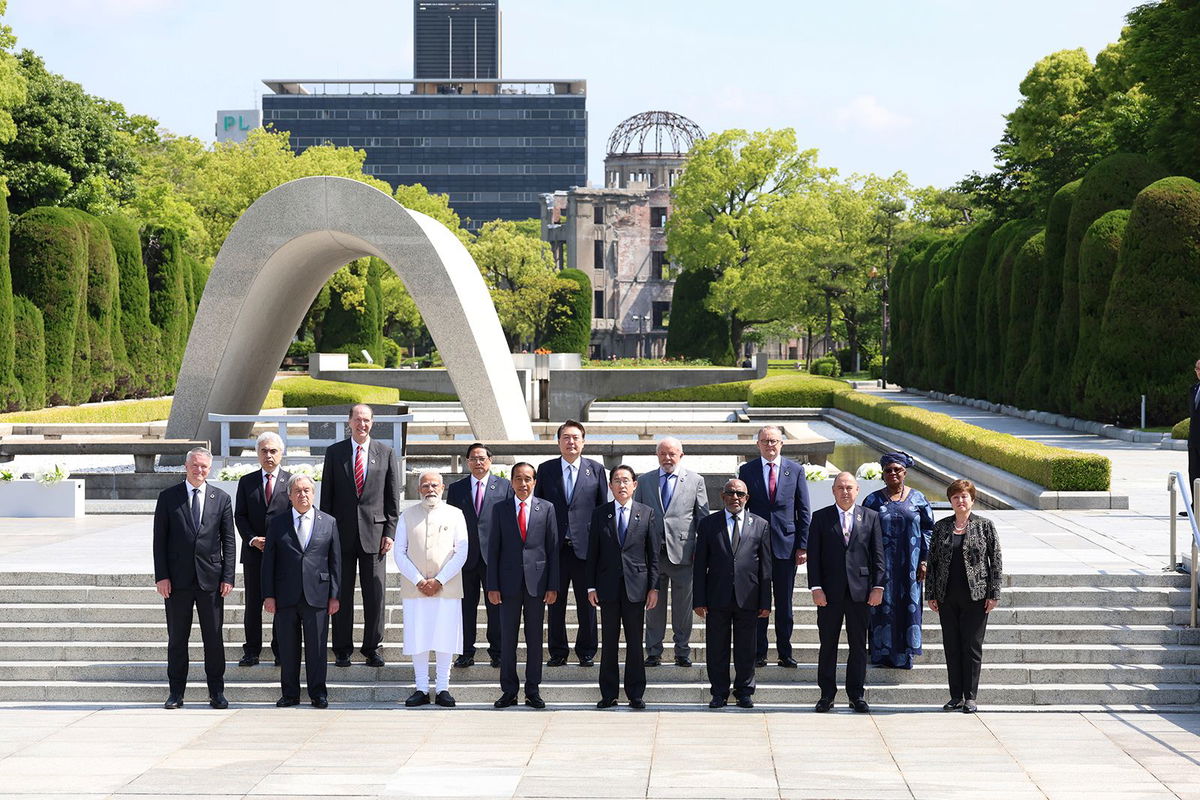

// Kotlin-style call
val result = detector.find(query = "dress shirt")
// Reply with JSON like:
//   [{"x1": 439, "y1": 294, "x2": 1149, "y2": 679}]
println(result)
[
  {"x1": 353, "y1": 437, "x2": 371, "y2": 481},
  {"x1": 725, "y1": 510, "x2": 742, "y2": 546},
  {"x1": 811, "y1": 504, "x2": 883, "y2": 592},
  {"x1": 263, "y1": 469, "x2": 280, "y2": 499},
  {"x1": 762, "y1": 458, "x2": 782, "y2": 492},
  {"x1": 589, "y1": 500, "x2": 633, "y2": 593},
  {"x1": 186, "y1": 480, "x2": 207, "y2": 521},
  {"x1": 660, "y1": 469, "x2": 677, "y2": 508},
  {"x1": 292, "y1": 509, "x2": 311, "y2": 549}
]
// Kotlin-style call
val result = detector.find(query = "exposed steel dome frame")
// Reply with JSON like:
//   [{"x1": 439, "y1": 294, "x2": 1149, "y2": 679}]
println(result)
[{"x1": 605, "y1": 110, "x2": 704, "y2": 157}]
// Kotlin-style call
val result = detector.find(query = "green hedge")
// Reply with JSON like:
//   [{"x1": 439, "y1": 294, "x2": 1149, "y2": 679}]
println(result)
[
  {"x1": 1071, "y1": 210, "x2": 1130, "y2": 420},
  {"x1": 11, "y1": 295, "x2": 43, "y2": 409},
  {"x1": 983, "y1": 221, "x2": 1040, "y2": 401},
  {"x1": 1002, "y1": 230, "x2": 1045, "y2": 404},
  {"x1": 272, "y1": 375, "x2": 457, "y2": 407},
  {"x1": 952, "y1": 221, "x2": 996, "y2": 397},
  {"x1": 142, "y1": 225, "x2": 189, "y2": 391},
  {"x1": 543, "y1": 268, "x2": 591, "y2": 355},
  {"x1": 71, "y1": 210, "x2": 127, "y2": 402},
  {"x1": 606, "y1": 380, "x2": 752, "y2": 402},
  {"x1": 665, "y1": 267, "x2": 734, "y2": 365},
  {"x1": 0, "y1": 388, "x2": 286, "y2": 423},
  {"x1": 0, "y1": 181, "x2": 22, "y2": 411},
  {"x1": 1173, "y1": 418, "x2": 1189, "y2": 440},
  {"x1": 747, "y1": 373, "x2": 851, "y2": 407},
  {"x1": 102, "y1": 213, "x2": 160, "y2": 398}
]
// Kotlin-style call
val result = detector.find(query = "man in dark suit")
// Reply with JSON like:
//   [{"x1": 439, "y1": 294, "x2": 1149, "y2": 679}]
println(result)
[
  {"x1": 1188, "y1": 359, "x2": 1200, "y2": 495},
  {"x1": 234, "y1": 432, "x2": 292, "y2": 667},
  {"x1": 487, "y1": 462, "x2": 559, "y2": 709},
  {"x1": 693, "y1": 478, "x2": 771, "y2": 709},
  {"x1": 807, "y1": 471, "x2": 885, "y2": 713},
  {"x1": 586, "y1": 465, "x2": 659, "y2": 709},
  {"x1": 153, "y1": 447, "x2": 235, "y2": 709},
  {"x1": 534, "y1": 419, "x2": 607, "y2": 667},
  {"x1": 738, "y1": 424, "x2": 811, "y2": 668},
  {"x1": 446, "y1": 442, "x2": 513, "y2": 668},
  {"x1": 320, "y1": 403, "x2": 400, "y2": 668},
  {"x1": 262, "y1": 474, "x2": 341, "y2": 708}
]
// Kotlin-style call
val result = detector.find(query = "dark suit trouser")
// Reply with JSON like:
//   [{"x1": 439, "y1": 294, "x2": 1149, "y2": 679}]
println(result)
[
  {"x1": 599, "y1": 584, "x2": 647, "y2": 702},
  {"x1": 499, "y1": 592, "x2": 545, "y2": 697},
  {"x1": 816, "y1": 590, "x2": 869, "y2": 701},
  {"x1": 645, "y1": 557, "x2": 693, "y2": 659},
  {"x1": 461, "y1": 563, "x2": 500, "y2": 660},
  {"x1": 164, "y1": 587, "x2": 225, "y2": 696},
  {"x1": 756, "y1": 556, "x2": 796, "y2": 659},
  {"x1": 706, "y1": 607, "x2": 758, "y2": 700},
  {"x1": 276, "y1": 600, "x2": 330, "y2": 701},
  {"x1": 241, "y1": 549, "x2": 277, "y2": 660},
  {"x1": 1189, "y1": 434, "x2": 1200, "y2": 490},
  {"x1": 938, "y1": 597, "x2": 989, "y2": 701},
  {"x1": 333, "y1": 546, "x2": 386, "y2": 659},
  {"x1": 548, "y1": 548, "x2": 597, "y2": 660}
]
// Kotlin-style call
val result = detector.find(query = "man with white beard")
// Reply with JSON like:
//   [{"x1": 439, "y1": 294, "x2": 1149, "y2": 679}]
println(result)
[{"x1": 393, "y1": 471, "x2": 469, "y2": 707}]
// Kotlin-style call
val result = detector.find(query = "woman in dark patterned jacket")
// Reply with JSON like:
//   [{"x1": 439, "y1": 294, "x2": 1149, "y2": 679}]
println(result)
[{"x1": 927, "y1": 478, "x2": 1002, "y2": 713}]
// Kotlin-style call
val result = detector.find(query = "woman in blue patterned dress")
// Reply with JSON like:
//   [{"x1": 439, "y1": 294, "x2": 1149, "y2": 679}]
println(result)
[{"x1": 862, "y1": 452, "x2": 933, "y2": 669}]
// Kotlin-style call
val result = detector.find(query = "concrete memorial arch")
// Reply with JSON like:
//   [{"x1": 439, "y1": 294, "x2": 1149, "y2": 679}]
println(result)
[{"x1": 165, "y1": 176, "x2": 534, "y2": 447}]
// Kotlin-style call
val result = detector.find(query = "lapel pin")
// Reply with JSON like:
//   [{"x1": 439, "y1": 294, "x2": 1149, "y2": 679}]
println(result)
[
  {"x1": 784, "y1": 470, "x2": 791, "y2": 477},
  {"x1": 585, "y1": 469, "x2": 592, "y2": 477}
]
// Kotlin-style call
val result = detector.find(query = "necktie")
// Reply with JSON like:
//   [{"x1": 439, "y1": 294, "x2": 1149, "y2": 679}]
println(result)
[
  {"x1": 842, "y1": 510, "x2": 852, "y2": 545},
  {"x1": 354, "y1": 444, "x2": 365, "y2": 496},
  {"x1": 660, "y1": 472, "x2": 674, "y2": 511},
  {"x1": 474, "y1": 479, "x2": 484, "y2": 514},
  {"x1": 767, "y1": 462, "x2": 778, "y2": 503},
  {"x1": 518, "y1": 501, "x2": 527, "y2": 541},
  {"x1": 617, "y1": 505, "x2": 627, "y2": 547},
  {"x1": 730, "y1": 514, "x2": 741, "y2": 551},
  {"x1": 191, "y1": 487, "x2": 201, "y2": 530},
  {"x1": 564, "y1": 464, "x2": 575, "y2": 503},
  {"x1": 264, "y1": 473, "x2": 273, "y2": 504},
  {"x1": 298, "y1": 514, "x2": 309, "y2": 550}
]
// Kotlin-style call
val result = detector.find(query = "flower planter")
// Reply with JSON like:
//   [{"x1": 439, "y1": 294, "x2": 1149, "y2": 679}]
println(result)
[
  {"x1": 210, "y1": 480, "x2": 321, "y2": 506},
  {"x1": 0, "y1": 479, "x2": 86, "y2": 518}
]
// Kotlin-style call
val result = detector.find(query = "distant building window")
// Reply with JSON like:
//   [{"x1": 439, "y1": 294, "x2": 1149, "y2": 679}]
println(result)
[
  {"x1": 652, "y1": 301, "x2": 670, "y2": 330},
  {"x1": 652, "y1": 251, "x2": 670, "y2": 280},
  {"x1": 594, "y1": 239, "x2": 604, "y2": 270},
  {"x1": 594, "y1": 290, "x2": 606, "y2": 319},
  {"x1": 594, "y1": 205, "x2": 604, "y2": 225},
  {"x1": 650, "y1": 207, "x2": 667, "y2": 228}
]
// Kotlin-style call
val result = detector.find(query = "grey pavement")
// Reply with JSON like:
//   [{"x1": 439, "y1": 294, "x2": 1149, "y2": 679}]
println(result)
[{"x1": 0, "y1": 707, "x2": 1198, "y2": 799}]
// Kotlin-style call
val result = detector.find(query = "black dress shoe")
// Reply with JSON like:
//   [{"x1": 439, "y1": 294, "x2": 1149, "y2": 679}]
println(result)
[
  {"x1": 238, "y1": 655, "x2": 260, "y2": 667},
  {"x1": 736, "y1": 696, "x2": 754, "y2": 709},
  {"x1": 494, "y1": 693, "x2": 518, "y2": 708},
  {"x1": 435, "y1": 691, "x2": 456, "y2": 708},
  {"x1": 276, "y1": 696, "x2": 300, "y2": 707},
  {"x1": 163, "y1": 694, "x2": 183, "y2": 709},
  {"x1": 777, "y1": 656, "x2": 799, "y2": 668},
  {"x1": 311, "y1": 696, "x2": 329, "y2": 709},
  {"x1": 405, "y1": 690, "x2": 431, "y2": 707},
  {"x1": 674, "y1": 655, "x2": 693, "y2": 667},
  {"x1": 489, "y1": 656, "x2": 501, "y2": 668},
  {"x1": 943, "y1": 698, "x2": 964, "y2": 711},
  {"x1": 755, "y1": 657, "x2": 768, "y2": 668},
  {"x1": 364, "y1": 654, "x2": 386, "y2": 668},
  {"x1": 546, "y1": 655, "x2": 568, "y2": 667},
  {"x1": 814, "y1": 697, "x2": 834, "y2": 713},
  {"x1": 524, "y1": 693, "x2": 546, "y2": 709},
  {"x1": 708, "y1": 697, "x2": 727, "y2": 709},
  {"x1": 578, "y1": 657, "x2": 595, "y2": 667},
  {"x1": 850, "y1": 698, "x2": 870, "y2": 713},
  {"x1": 962, "y1": 700, "x2": 978, "y2": 713},
  {"x1": 629, "y1": 698, "x2": 646, "y2": 709},
  {"x1": 453, "y1": 655, "x2": 474, "y2": 668},
  {"x1": 596, "y1": 698, "x2": 619, "y2": 709},
  {"x1": 209, "y1": 693, "x2": 229, "y2": 709},
  {"x1": 335, "y1": 656, "x2": 352, "y2": 668},
  {"x1": 273, "y1": 659, "x2": 282, "y2": 667},
  {"x1": 644, "y1": 655, "x2": 661, "y2": 667}
]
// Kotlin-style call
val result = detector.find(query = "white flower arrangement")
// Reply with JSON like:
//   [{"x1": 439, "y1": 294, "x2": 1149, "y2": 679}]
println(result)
[
  {"x1": 35, "y1": 464, "x2": 69, "y2": 485},
  {"x1": 217, "y1": 463, "x2": 256, "y2": 481},
  {"x1": 805, "y1": 465, "x2": 830, "y2": 482},
  {"x1": 289, "y1": 463, "x2": 323, "y2": 482},
  {"x1": 490, "y1": 466, "x2": 509, "y2": 479},
  {"x1": 856, "y1": 462, "x2": 882, "y2": 480}
]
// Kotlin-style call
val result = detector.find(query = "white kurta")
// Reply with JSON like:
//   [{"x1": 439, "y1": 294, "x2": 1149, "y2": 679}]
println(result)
[{"x1": 394, "y1": 507, "x2": 468, "y2": 655}]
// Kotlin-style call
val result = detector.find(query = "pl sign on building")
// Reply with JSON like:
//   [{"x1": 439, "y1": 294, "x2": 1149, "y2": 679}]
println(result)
[{"x1": 215, "y1": 110, "x2": 261, "y2": 143}]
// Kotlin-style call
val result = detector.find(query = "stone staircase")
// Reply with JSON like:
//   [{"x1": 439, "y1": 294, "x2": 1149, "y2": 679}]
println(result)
[{"x1": 0, "y1": 570, "x2": 1196, "y2": 709}]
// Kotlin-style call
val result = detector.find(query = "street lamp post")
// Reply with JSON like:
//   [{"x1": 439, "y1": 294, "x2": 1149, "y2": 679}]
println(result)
[{"x1": 631, "y1": 314, "x2": 647, "y2": 359}]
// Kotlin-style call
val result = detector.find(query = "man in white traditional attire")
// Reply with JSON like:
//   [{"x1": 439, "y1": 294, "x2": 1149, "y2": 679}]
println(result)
[{"x1": 393, "y1": 471, "x2": 468, "y2": 707}]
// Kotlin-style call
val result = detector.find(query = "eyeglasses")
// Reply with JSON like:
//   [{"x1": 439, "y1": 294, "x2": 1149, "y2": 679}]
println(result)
[
  {"x1": 722, "y1": 490, "x2": 748, "y2": 498},
  {"x1": 759, "y1": 439, "x2": 782, "y2": 446},
  {"x1": 466, "y1": 456, "x2": 490, "y2": 463},
  {"x1": 883, "y1": 467, "x2": 905, "y2": 474}
]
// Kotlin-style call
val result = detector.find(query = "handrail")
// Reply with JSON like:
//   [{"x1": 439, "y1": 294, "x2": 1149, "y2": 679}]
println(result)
[{"x1": 1166, "y1": 471, "x2": 1200, "y2": 627}]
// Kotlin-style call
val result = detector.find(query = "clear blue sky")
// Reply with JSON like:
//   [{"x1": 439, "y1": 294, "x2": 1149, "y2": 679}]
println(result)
[{"x1": 7, "y1": 0, "x2": 1138, "y2": 191}]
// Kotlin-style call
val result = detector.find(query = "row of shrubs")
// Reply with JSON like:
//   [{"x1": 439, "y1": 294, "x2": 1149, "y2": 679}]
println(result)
[
  {"x1": 888, "y1": 153, "x2": 1198, "y2": 428},
  {"x1": 273, "y1": 376, "x2": 456, "y2": 406}
]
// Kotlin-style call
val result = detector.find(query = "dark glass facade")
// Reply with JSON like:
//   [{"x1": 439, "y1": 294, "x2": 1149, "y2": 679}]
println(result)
[
  {"x1": 414, "y1": 1, "x2": 500, "y2": 80},
  {"x1": 262, "y1": 84, "x2": 587, "y2": 227}
]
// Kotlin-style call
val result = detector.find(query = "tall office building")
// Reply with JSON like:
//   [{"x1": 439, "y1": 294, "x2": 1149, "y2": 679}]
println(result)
[{"x1": 414, "y1": 1, "x2": 501, "y2": 79}]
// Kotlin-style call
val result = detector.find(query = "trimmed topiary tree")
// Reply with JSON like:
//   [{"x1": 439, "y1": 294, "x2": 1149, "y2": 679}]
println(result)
[
  {"x1": 10, "y1": 207, "x2": 89, "y2": 406},
  {"x1": 0, "y1": 181, "x2": 24, "y2": 411},
  {"x1": 317, "y1": 258, "x2": 385, "y2": 364},
  {"x1": 905, "y1": 238, "x2": 949, "y2": 388},
  {"x1": 665, "y1": 267, "x2": 734, "y2": 365},
  {"x1": 142, "y1": 225, "x2": 190, "y2": 391},
  {"x1": 67, "y1": 209, "x2": 128, "y2": 401},
  {"x1": 985, "y1": 220, "x2": 1040, "y2": 402},
  {"x1": 888, "y1": 233, "x2": 941, "y2": 386},
  {"x1": 1084, "y1": 177, "x2": 1200, "y2": 426},
  {"x1": 102, "y1": 213, "x2": 161, "y2": 398},
  {"x1": 12, "y1": 295, "x2": 44, "y2": 409},
  {"x1": 1071, "y1": 209, "x2": 1130, "y2": 420},
  {"x1": 1002, "y1": 230, "x2": 1046, "y2": 405},
  {"x1": 951, "y1": 222, "x2": 997, "y2": 397},
  {"x1": 542, "y1": 268, "x2": 591, "y2": 355}
]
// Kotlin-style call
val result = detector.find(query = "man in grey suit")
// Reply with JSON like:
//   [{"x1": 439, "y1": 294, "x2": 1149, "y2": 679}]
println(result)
[
  {"x1": 635, "y1": 437, "x2": 709, "y2": 668},
  {"x1": 263, "y1": 474, "x2": 341, "y2": 708},
  {"x1": 320, "y1": 403, "x2": 400, "y2": 668}
]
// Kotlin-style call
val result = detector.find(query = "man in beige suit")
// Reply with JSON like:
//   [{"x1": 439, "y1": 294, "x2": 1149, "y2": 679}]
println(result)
[{"x1": 393, "y1": 471, "x2": 468, "y2": 708}]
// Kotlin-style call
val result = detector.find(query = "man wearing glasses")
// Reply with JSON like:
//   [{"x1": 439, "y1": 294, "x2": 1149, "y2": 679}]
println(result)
[{"x1": 692, "y1": 478, "x2": 771, "y2": 709}]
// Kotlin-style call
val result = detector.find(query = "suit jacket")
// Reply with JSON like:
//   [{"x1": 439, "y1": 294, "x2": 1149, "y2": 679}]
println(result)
[
  {"x1": 927, "y1": 514, "x2": 1003, "y2": 604},
  {"x1": 261, "y1": 509, "x2": 342, "y2": 608},
  {"x1": 633, "y1": 467, "x2": 709, "y2": 565},
  {"x1": 806, "y1": 504, "x2": 885, "y2": 604},
  {"x1": 447, "y1": 473, "x2": 514, "y2": 571},
  {"x1": 692, "y1": 509, "x2": 772, "y2": 612},
  {"x1": 152, "y1": 481, "x2": 236, "y2": 592},
  {"x1": 1189, "y1": 383, "x2": 1200, "y2": 444},
  {"x1": 319, "y1": 438, "x2": 400, "y2": 553},
  {"x1": 234, "y1": 468, "x2": 293, "y2": 562},
  {"x1": 486, "y1": 497, "x2": 560, "y2": 598},
  {"x1": 534, "y1": 456, "x2": 607, "y2": 559},
  {"x1": 585, "y1": 500, "x2": 659, "y2": 603},
  {"x1": 738, "y1": 456, "x2": 811, "y2": 559}
]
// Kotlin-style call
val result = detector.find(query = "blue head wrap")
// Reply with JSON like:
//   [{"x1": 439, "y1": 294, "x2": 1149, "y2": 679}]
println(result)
[{"x1": 880, "y1": 452, "x2": 914, "y2": 469}]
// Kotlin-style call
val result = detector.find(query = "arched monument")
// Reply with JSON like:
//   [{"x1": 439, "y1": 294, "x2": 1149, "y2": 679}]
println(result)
[{"x1": 165, "y1": 176, "x2": 534, "y2": 447}]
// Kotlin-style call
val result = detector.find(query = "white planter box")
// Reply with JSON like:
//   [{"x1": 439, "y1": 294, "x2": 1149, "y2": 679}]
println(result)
[
  {"x1": 0, "y1": 479, "x2": 85, "y2": 518},
  {"x1": 805, "y1": 479, "x2": 886, "y2": 504},
  {"x1": 210, "y1": 481, "x2": 321, "y2": 506}
]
